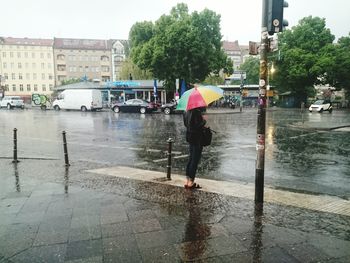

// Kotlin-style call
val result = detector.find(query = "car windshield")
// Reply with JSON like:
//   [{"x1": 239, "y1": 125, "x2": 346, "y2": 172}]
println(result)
[{"x1": 314, "y1": 100, "x2": 324, "y2": 105}]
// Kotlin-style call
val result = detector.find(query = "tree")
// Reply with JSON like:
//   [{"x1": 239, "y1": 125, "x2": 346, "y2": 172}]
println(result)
[
  {"x1": 239, "y1": 56, "x2": 260, "y2": 85},
  {"x1": 129, "y1": 3, "x2": 232, "y2": 91},
  {"x1": 323, "y1": 34, "x2": 350, "y2": 100},
  {"x1": 119, "y1": 58, "x2": 153, "y2": 80},
  {"x1": 273, "y1": 16, "x2": 335, "y2": 106}
]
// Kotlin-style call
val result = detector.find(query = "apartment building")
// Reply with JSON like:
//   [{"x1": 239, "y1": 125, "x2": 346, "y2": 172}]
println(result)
[
  {"x1": 223, "y1": 40, "x2": 243, "y2": 69},
  {"x1": 0, "y1": 37, "x2": 55, "y2": 99},
  {"x1": 110, "y1": 39, "x2": 128, "y2": 81},
  {"x1": 53, "y1": 38, "x2": 113, "y2": 85}
]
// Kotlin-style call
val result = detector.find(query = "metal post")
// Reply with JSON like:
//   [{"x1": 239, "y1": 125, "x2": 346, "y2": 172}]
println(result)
[
  {"x1": 62, "y1": 131, "x2": 70, "y2": 166},
  {"x1": 12, "y1": 128, "x2": 19, "y2": 163},
  {"x1": 255, "y1": 0, "x2": 269, "y2": 204},
  {"x1": 240, "y1": 72, "x2": 243, "y2": 112},
  {"x1": 166, "y1": 138, "x2": 174, "y2": 180}
]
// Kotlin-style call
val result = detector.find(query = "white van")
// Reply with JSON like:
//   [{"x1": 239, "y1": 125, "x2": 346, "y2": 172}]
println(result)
[{"x1": 53, "y1": 89, "x2": 102, "y2": 111}]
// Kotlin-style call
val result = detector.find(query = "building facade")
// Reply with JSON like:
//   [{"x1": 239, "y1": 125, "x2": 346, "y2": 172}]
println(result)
[
  {"x1": 0, "y1": 37, "x2": 55, "y2": 99},
  {"x1": 223, "y1": 40, "x2": 243, "y2": 69},
  {"x1": 110, "y1": 39, "x2": 127, "y2": 81},
  {"x1": 53, "y1": 38, "x2": 113, "y2": 86}
]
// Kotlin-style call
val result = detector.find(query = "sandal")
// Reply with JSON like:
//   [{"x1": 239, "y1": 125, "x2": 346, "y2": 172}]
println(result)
[{"x1": 185, "y1": 183, "x2": 202, "y2": 189}]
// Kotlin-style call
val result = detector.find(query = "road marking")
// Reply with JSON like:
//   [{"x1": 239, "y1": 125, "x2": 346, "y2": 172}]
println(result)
[{"x1": 87, "y1": 166, "x2": 350, "y2": 217}]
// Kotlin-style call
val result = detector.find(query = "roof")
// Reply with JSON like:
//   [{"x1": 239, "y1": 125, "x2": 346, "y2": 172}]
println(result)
[
  {"x1": 56, "y1": 81, "x2": 101, "y2": 91},
  {"x1": 0, "y1": 37, "x2": 53, "y2": 46},
  {"x1": 222, "y1": 40, "x2": 241, "y2": 51},
  {"x1": 56, "y1": 80, "x2": 165, "y2": 91},
  {"x1": 54, "y1": 38, "x2": 111, "y2": 50}
]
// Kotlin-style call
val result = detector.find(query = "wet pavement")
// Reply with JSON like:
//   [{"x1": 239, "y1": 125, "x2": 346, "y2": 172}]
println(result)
[{"x1": 0, "y1": 107, "x2": 350, "y2": 262}]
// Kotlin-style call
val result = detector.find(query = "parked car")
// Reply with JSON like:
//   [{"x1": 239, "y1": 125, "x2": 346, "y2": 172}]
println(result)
[
  {"x1": 308, "y1": 99, "x2": 333, "y2": 113},
  {"x1": 0, "y1": 96, "x2": 24, "y2": 109},
  {"x1": 111, "y1": 99, "x2": 157, "y2": 114},
  {"x1": 161, "y1": 100, "x2": 184, "y2": 115}
]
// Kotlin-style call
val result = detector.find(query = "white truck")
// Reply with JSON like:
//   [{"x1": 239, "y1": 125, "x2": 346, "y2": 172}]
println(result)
[{"x1": 52, "y1": 89, "x2": 103, "y2": 111}]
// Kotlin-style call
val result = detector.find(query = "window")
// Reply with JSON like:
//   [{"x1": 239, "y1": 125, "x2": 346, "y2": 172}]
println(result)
[
  {"x1": 19, "y1": 73, "x2": 23, "y2": 80},
  {"x1": 33, "y1": 73, "x2": 37, "y2": 80},
  {"x1": 4, "y1": 73, "x2": 8, "y2": 79},
  {"x1": 102, "y1": 66, "x2": 109, "y2": 72},
  {"x1": 3, "y1": 62, "x2": 6, "y2": 69},
  {"x1": 10, "y1": 52, "x2": 13, "y2": 58},
  {"x1": 49, "y1": 84, "x2": 53, "y2": 91},
  {"x1": 34, "y1": 84, "x2": 38, "y2": 91},
  {"x1": 85, "y1": 66, "x2": 89, "y2": 72},
  {"x1": 57, "y1": 54, "x2": 65, "y2": 60},
  {"x1": 5, "y1": 84, "x2": 9, "y2": 91},
  {"x1": 42, "y1": 73, "x2": 45, "y2": 80},
  {"x1": 32, "y1": 63, "x2": 36, "y2": 68},
  {"x1": 17, "y1": 52, "x2": 21, "y2": 58},
  {"x1": 26, "y1": 73, "x2": 30, "y2": 80},
  {"x1": 101, "y1": 55, "x2": 109, "y2": 61},
  {"x1": 27, "y1": 84, "x2": 31, "y2": 91},
  {"x1": 11, "y1": 73, "x2": 16, "y2": 80},
  {"x1": 49, "y1": 74, "x2": 53, "y2": 80},
  {"x1": 10, "y1": 63, "x2": 14, "y2": 69},
  {"x1": 2, "y1": 52, "x2": 6, "y2": 58},
  {"x1": 79, "y1": 66, "x2": 83, "y2": 72},
  {"x1": 25, "y1": 52, "x2": 28, "y2": 58},
  {"x1": 42, "y1": 84, "x2": 46, "y2": 91},
  {"x1": 12, "y1": 84, "x2": 16, "y2": 91},
  {"x1": 40, "y1": 53, "x2": 44, "y2": 59},
  {"x1": 57, "y1": 65, "x2": 66, "y2": 71},
  {"x1": 41, "y1": 63, "x2": 45, "y2": 69},
  {"x1": 47, "y1": 53, "x2": 51, "y2": 59},
  {"x1": 20, "y1": 84, "x2": 24, "y2": 91},
  {"x1": 32, "y1": 53, "x2": 35, "y2": 58},
  {"x1": 18, "y1": 63, "x2": 22, "y2": 69},
  {"x1": 48, "y1": 63, "x2": 51, "y2": 69},
  {"x1": 25, "y1": 63, "x2": 29, "y2": 68}
]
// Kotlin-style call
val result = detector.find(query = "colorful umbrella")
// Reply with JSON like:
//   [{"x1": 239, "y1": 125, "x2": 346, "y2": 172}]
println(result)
[{"x1": 176, "y1": 85, "x2": 224, "y2": 111}]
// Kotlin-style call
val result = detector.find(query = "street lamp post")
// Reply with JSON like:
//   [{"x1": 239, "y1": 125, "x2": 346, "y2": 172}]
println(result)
[{"x1": 240, "y1": 72, "x2": 244, "y2": 112}]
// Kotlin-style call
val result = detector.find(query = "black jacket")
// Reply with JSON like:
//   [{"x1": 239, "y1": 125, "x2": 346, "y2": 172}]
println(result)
[{"x1": 183, "y1": 109, "x2": 206, "y2": 145}]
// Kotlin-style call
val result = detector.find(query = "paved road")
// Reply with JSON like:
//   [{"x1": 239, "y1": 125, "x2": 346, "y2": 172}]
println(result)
[{"x1": 0, "y1": 107, "x2": 349, "y2": 198}]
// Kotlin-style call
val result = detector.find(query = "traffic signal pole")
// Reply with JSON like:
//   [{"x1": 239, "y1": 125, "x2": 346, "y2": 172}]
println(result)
[{"x1": 255, "y1": 0, "x2": 269, "y2": 204}]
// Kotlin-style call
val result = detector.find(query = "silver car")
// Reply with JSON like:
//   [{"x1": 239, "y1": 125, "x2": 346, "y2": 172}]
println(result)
[{"x1": 0, "y1": 96, "x2": 25, "y2": 109}]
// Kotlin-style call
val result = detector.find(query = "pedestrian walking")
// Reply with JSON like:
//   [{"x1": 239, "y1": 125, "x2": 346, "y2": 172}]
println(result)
[{"x1": 183, "y1": 107, "x2": 206, "y2": 189}]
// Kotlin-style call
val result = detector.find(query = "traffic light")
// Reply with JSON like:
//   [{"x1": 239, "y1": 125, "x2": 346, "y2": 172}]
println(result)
[{"x1": 267, "y1": 0, "x2": 289, "y2": 35}]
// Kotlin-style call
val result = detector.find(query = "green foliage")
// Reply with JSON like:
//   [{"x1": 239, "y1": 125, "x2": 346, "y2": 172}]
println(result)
[
  {"x1": 129, "y1": 3, "x2": 232, "y2": 91},
  {"x1": 119, "y1": 58, "x2": 153, "y2": 80},
  {"x1": 323, "y1": 34, "x2": 350, "y2": 99},
  {"x1": 203, "y1": 75, "x2": 225, "y2": 85},
  {"x1": 239, "y1": 56, "x2": 259, "y2": 85},
  {"x1": 273, "y1": 16, "x2": 335, "y2": 105},
  {"x1": 61, "y1": 78, "x2": 81, "y2": 85}
]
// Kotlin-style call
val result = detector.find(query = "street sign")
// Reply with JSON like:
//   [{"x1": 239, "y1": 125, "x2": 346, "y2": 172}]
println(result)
[{"x1": 229, "y1": 71, "x2": 247, "y2": 80}]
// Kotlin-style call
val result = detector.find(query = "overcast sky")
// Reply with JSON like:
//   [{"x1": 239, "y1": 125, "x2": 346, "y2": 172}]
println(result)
[{"x1": 1, "y1": 0, "x2": 349, "y2": 44}]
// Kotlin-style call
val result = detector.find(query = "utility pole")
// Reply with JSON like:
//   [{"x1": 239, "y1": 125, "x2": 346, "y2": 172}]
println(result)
[
  {"x1": 255, "y1": 0, "x2": 269, "y2": 204},
  {"x1": 255, "y1": 0, "x2": 288, "y2": 204},
  {"x1": 240, "y1": 72, "x2": 244, "y2": 112}
]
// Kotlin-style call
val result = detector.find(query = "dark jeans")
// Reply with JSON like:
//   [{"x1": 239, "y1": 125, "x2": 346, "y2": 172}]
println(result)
[{"x1": 186, "y1": 144, "x2": 203, "y2": 181}]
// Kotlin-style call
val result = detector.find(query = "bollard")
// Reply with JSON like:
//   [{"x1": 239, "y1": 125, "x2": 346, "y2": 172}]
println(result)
[
  {"x1": 12, "y1": 128, "x2": 19, "y2": 163},
  {"x1": 166, "y1": 138, "x2": 174, "y2": 180},
  {"x1": 62, "y1": 131, "x2": 70, "y2": 166}
]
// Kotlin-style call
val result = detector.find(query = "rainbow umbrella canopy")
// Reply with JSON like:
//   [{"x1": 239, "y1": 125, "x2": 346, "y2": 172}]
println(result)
[{"x1": 176, "y1": 85, "x2": 224, "y2": 111}]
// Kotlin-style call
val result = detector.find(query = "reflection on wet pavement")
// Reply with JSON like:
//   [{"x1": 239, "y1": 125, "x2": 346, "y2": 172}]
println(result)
[{"x1": 0, "y1": 109, "x2": 349, "y2": 199}]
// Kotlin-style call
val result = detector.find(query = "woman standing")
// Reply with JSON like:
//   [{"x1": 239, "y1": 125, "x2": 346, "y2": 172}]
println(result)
[{"x1": 183, "y1": 107, "x2": 206, "y2": 189}]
